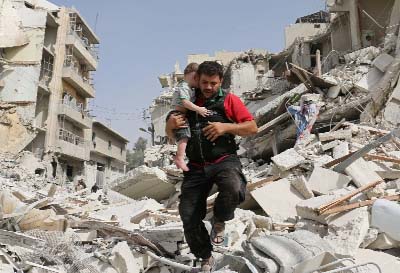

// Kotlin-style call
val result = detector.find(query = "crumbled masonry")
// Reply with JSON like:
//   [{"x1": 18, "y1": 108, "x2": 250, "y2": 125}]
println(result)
[{"x1": 2, "y1": 0, "x2": 400, "y2": 272}]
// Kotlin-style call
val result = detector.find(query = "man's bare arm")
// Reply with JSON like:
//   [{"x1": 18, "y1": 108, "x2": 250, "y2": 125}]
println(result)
[{"x1": 203, "y1": 120, "x2": 258, "y2": 142}]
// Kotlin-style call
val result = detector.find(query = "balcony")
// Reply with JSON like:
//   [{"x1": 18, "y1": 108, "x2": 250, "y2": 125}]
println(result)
[
  {"x1": 56, "y1": 128, "x2": 89, "y2": 160},
  {"x1": 62, "y1": 65, "x2": 95, "y2": 98},
  {"x1": 65, "y1": 32, "x2": 98, "y2": 70},
  {"x1": 58, "y1": 100, "x2": 92, "y2": 129}
]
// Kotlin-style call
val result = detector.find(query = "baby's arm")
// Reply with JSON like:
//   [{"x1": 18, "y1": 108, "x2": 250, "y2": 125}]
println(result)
[{"x1": 182, "y1": 99, "x2": 209, "y2": 117}]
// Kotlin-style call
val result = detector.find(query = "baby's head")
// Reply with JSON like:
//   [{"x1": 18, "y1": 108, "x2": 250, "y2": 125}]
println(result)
[{"x1": 184, "y1": 62, "x2": 199, "y2": 88}]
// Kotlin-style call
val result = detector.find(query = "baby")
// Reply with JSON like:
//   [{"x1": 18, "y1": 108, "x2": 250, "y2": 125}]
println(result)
[{"x1": 171, "y1": 63, "x2": 209, "y2": 171}]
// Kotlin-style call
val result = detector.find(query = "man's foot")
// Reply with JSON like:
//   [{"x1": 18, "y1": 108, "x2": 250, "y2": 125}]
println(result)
[
  {"x1": 174, "y1": 155, "x2": 189, "y2": 171},
  {"x1": 210, "y1": 221, "x2": 225, "y2": 246},
  {"x1": 201, "y1": 256, "x2": 215, "y2": 273}
]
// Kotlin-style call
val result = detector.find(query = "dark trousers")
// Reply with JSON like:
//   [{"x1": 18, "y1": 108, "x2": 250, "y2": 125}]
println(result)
[{"x1": 178, "y1": 155, "x2": 246, "y2": 259}]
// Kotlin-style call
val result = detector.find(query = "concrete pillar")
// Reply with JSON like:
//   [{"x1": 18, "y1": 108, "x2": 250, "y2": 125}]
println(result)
[
  {"x1": 348, "y1": 0, "x2": 362, "y2": 50},
  {"x1": 45, "y1": 8, "x2": 69, "y2": 152}
]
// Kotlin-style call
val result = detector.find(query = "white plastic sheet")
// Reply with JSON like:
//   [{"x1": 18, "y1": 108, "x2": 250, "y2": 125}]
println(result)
[{"x1": 371, "y1": 199, "x2": 400, "y2": 241}]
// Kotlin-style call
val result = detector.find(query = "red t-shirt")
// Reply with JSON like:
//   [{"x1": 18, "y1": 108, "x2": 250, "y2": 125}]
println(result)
[{"x1": 195, "y1": 92, "x2": 254, "y2": 122}]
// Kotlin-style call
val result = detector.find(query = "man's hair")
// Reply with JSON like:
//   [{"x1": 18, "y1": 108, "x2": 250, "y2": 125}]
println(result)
[
  {"x1": 184, "y1": 63, "x2": 199, "y2": 75},
  {"x1": 197, "y1": 61, "x2": 223, "y2": 79}
]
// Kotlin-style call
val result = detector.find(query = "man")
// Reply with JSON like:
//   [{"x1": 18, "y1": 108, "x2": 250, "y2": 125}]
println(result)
[{"x1": 166, "y1": 61, "x2": 257, "y2": 272}]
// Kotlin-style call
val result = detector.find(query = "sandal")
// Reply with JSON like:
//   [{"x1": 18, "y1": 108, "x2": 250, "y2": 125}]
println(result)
[{"x1": 210, "y1": 221, "x2": 225, "y2": 246}]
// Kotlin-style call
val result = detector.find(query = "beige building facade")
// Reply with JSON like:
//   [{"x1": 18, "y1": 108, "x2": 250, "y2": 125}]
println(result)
[{"x1": 0, "y1": 0, "x2": 128, "y2": 186}]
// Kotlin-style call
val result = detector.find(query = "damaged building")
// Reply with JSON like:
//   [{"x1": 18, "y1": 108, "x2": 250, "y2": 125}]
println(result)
[{"x1": 0, "y1": 0, "x2": 128, "y2": 184}]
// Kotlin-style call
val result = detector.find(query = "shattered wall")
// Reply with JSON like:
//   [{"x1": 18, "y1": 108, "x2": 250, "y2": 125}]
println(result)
[
  {"x1": 0, "y1": 0, "x2": 50, "y2": 153},
  {"x1": 285, "y1": 23, "x2": 328, "y2": 48}
]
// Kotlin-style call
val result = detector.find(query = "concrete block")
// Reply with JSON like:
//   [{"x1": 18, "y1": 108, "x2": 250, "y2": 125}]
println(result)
[
  {"x1": 372, "y1": 53, "x2": 394, "y2": 72},
  {"x1": 321, "y1": 140, "x2": 341, "y2": 151},
  {"x1": 111, "y1": 166, "x2": 175, "y2": 201},
  {"x1": 109, "y1": 241, "x2": 143, "y2": 273},
  {"x1": 383, "y1": 100, "x2": 400, "y2": 125},
  {"x1": 251, "y1": 178, "x2": 304, "y2": 221},
  {"x1": 271, "y1": 148, "x2": 305, "y2": 171},
  {"x1": 367, "y1": 233, "x2": 400, "y2": 250},
  {"x1": 308, "y1": 167, "x2": 352, "y2": 195},
  {"x1": 290, "y1": 175, "x2": 314, "y2": 199},
  {"x1": 355, "y1": 249, "x2": 400, "y2": 273},
  {"x1": 355, "y1": 67, "x2": 384, "y2": 92},
  {"x1": 318, "y1": 129, "x2": 352, "y2": 142},
  {"x1": 391, "y1": 80, "x2": 400, "y2": 101},
  {"x1": 344, "y1": 158, "x2": 382, "y2": 188},
  {"x1": 324, "y1": 207, "x2": 370, "y2": 256},
  {"x1": 327, "y1": 85, "x2": 341, "y2": 99},
  {"x1": 74, "y1": 229, "x2": 97, "y2": 242},
  {"x1": 332, "y1": 141, "x2": 349, "y2": 159}
]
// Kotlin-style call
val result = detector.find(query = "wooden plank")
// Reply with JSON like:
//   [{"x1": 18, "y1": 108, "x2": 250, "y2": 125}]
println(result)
[
  {"x1": 333, "y1": 129, "x2": 400, "y2": 173},
  {"x1": 329, "y1": 118, "x2": 346, "y2": 132},
  {"x1": 322, "y1": 195, "x2": 400, "y2": 215},
  {"x1": 364, "y1": 154, "x2": 400, "y2": 164},
  {"x1": 317, "y1": 180, "x2": 383, "y2": 214},
  {"x1": 257, "y1": 112, "x2": 290, "y2": 135},
  {"x1": 247, "y1": 176, "x2": 280, "y2": 191}
]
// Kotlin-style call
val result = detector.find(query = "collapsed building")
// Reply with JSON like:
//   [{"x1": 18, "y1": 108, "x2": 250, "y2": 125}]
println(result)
[
  {"x1": 0, "y1": 0, "x2": 128, "y2": 187},
  {"x1": 2, "y1": 0, "x2": 400, "y2": 273}
]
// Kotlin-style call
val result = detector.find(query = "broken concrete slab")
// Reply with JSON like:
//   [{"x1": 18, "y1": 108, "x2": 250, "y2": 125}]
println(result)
[
  {"x1": 250, "y1": 230, "x2": 333, "y2": 273},
  {"x1": 324, "y1": 207, "x2": 370, "y2": 256},
  {"x1": 90, "y1": 199, "x2": 163, "y2": 230},
  {"x1": 308, "y1": 167, "x2": 352, "y2": 195},
  {"x1": 344, "y1": 158, "x2": 382, "y2": 188},
  {"x1": 290, "y1": 175, "x2": 314, "y2": 199},
  {"x1": 332, "y1": 141, "x2": 349, "y2": 159},
  {"x1": 318, "y1": 129, "x2": 352, "y2": 142},
  {"x1": 372, "y1": 53, "x2": 394, "y2": 72},
  {"x1": 355, "y1": 67, "x2": 384, "y2": 92},
  {"x1": 251, "y1": 178, "x2": 304, "y2": 221},
  {"x1": 354, "y1": 249, "x2": 400, "y2": 273},
  {"x1": 383, "y1": 100, "x2": 400, "y2": 126},
  {"x1": 367, "y1": 233, "x2": 400, "y2": 250},
  {"x1": 109, "y1": 241, "x2": 143, "y2": 273},
  {"x1": 111, "y1": 166, "x2": 176, "y2": 201},
  {"x1": 271, "y1": 148, "x2": 305, "y2": 171},
  {"x1": 321, "y1": 140, "x2": 341, "y2": 151}
]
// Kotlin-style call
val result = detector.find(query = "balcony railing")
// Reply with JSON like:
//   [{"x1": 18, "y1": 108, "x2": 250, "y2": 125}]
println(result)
[
  {"x1": 68, "y1": 29, "x2": 99, "y2": 60},
  {"x1": 62, "y1": 63, "x2": 95, "y2": 98},
  {"x1": 58, "y1": 128, "x2": 86, "y2": 147},
  {"x1": 61, "y1": 97, "x2": 90, "y2": 118}
]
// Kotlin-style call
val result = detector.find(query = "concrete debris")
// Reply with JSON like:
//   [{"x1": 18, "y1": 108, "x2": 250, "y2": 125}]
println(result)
[
  {"x1": 111, "y1": 166, "x2": 176, "y2": 201},
  {"x1": 355, "y1": 67, "x2": 385, "y2": 93},
  {"x1": 372, "y1": 53, "x2": 395, "y2": 72},
  {"x1": 290, "y1": 175, "x2": 314, "y2": 199},
  {"x1": 251, "y1": 178, "x2": 304, "y2": 221},
  {"x1": 307, "y1": 167, "x2": 352, "y2": 195},
  {"x1": 271, "y1": 148, "x2": 305, "y2": 171},
  {"x1": 2, "y1": 0, "x2": 400, "y2": 272}
]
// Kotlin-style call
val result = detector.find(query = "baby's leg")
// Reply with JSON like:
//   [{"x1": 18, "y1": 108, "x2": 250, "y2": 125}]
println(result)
[{"x1": 175, "y1": 137, "x2": 189, "y2": 171}]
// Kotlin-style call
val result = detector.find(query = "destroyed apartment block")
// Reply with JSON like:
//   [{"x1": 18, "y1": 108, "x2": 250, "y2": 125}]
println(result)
[{"x1": 1, "y1": 0, "x2": 400, "y2": 272}]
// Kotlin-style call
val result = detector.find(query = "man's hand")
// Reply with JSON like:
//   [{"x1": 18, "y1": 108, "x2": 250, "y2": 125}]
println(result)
[{"x1": 203, "y1": 122, "x2": 227, "y2": 142}]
